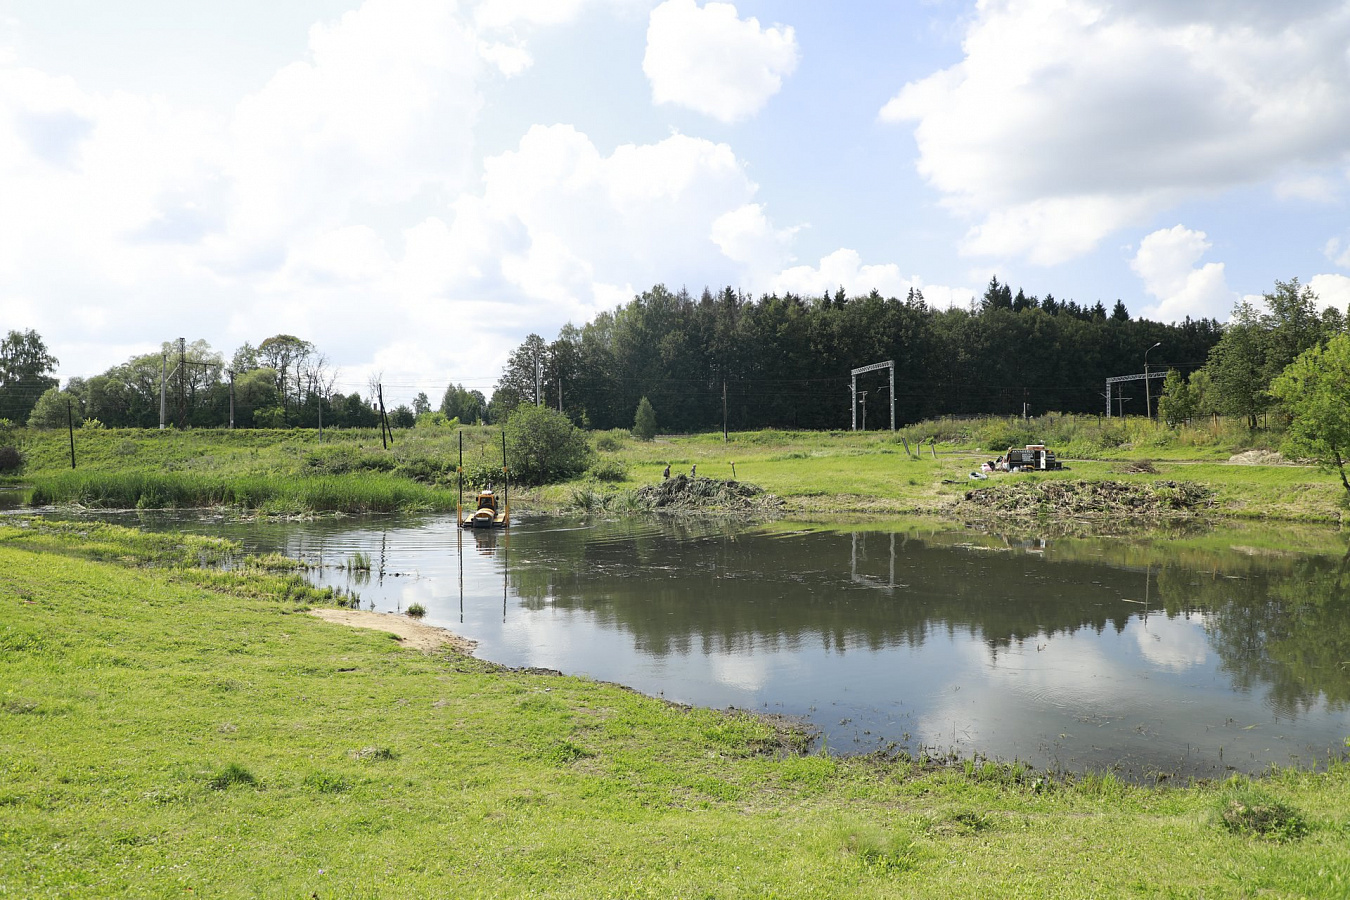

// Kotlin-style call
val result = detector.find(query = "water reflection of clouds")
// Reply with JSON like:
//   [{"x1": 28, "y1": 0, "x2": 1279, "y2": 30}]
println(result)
[
  {"x1": 709, "y1": 653, "x2": 769, "y2": 692},
  {"x1": 917, "y1": 629, "x2": 1136, "y2": 759},
  {"x1": 1132, "y1": 612, "x2": 1210, "y2": 672}
]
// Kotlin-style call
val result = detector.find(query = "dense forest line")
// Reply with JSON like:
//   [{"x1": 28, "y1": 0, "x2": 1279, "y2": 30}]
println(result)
[
  {"x1": 493, "y1": 279, "x2": 1223, "y2": 431},
  {"x1": 8, "y1": 276, "x2": 1343, "y2": 438}
]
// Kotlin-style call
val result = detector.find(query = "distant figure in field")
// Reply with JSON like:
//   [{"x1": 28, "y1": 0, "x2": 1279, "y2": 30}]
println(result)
[
  {"x1": 690, "y1": 464, "x2": 696, "y2": 477},
  {"x1": 662, "y1": 464, "x2": 670, "y2": 479}
]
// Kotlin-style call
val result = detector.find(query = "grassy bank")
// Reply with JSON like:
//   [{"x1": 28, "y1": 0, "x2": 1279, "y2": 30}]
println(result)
[
  {"x1": 571, "y1": 418, "x2": 1348, "y2": 524},
  {"x1": 25, "y1": 469, "x2": 454, "y2": 515},
  {"x1": 3, "y1": 521, "x2": 1348, "y2": 898},
  {"x1": 5, "y1": 417, "x2": 1348, "y2": 522}
]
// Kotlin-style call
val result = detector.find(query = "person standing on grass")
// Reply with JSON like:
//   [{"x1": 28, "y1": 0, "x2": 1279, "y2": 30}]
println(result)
[{"x1": 663, "y1": 464, "x2": 670, "y2": 479}]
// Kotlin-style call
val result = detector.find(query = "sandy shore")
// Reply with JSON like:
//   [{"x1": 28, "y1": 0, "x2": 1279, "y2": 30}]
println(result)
[{"x1": 309, "y1": 608, "x2": 477, "y2": 654}]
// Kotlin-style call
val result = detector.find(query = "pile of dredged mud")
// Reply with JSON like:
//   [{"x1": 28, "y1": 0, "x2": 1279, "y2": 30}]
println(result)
[
  {"x1": 633, "y1": 474, "x2": 784, "y2": 513},
  {"x1": 961, "y1": 479, "x2": 1215, "y2": 523}
]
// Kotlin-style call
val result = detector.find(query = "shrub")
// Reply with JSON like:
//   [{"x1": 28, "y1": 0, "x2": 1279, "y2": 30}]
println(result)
[
  {"x1": 974, "y1": 420, "x2": 1040, "y2": 452},
  {"x1": 505, "y1": 405, "x2": 594, "y2": 485},
  {"x1": 588, "y1": 459, "x2": 628, "y2": 482},
  {"x1": 594, "y1": 431, "x2": 626, "y2": 452},
  {"x1": 461, "y1": 460, "x2": 505, "y2": 490},
  {"x1": 415, "y1": 411, "x2": 458, "y2": 428},
  {"x1": 406, "y1": 602, "x2": 426, "y2": 618},
  {"x1": 0, "y1": 446, "x2": 22, "y2": 474}
]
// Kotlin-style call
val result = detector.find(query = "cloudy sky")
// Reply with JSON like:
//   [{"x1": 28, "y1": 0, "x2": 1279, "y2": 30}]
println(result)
[{"x1": 3, "y1": 0, "x2": 1350, "y2": 404}]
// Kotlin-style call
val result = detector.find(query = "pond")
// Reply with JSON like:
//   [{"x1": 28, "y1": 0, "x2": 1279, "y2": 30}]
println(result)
[{"x1": 77, "y1": 510, "x2": 1350, "y2": 780}]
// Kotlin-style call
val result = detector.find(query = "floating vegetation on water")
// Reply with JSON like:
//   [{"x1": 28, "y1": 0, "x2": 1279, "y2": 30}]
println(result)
[
  {"x1": 347, "y1": 551, "x2": 372, "y2": 571},
  {"x1": 332, "y1": 586, "x2": 362, "y2": 609}
]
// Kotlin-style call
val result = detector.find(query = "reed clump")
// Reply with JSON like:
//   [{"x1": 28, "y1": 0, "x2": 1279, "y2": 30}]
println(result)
[{"x1": 26, "y1": 471, "x2": 454, "y2": 515}]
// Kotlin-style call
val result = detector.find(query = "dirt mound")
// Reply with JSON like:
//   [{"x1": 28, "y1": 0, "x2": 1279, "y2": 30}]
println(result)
[
  {"x1": 1114, "y1": 460, "x2": 1158, "y2": 475},
  {"x1": 634, "y1": 474, "x2": 783, "y2": 513},
  {"x1": 961, "y1": 479, "x2": 1214, "y2": 521},
  {"x1": 1227, "y1": 450, "x2": 1288, "y2": 466}
]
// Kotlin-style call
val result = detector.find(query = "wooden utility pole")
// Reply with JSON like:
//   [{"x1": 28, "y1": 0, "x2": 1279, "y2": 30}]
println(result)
[
  {"x1": 67, "y1": 399, "x2": 76, "y2": 469},
  {"x1": 722, "y1": 380, "x2": 727, "y2": 443},
  {"x1": 228, "y1": 369, "x2": 235, "y2": 429},
  {"x1": 159, "y1": 350, "x2": 167, "y2": 430},
  {"x1": 377, "y1": 384, "x2": 391, "y2": 449}
]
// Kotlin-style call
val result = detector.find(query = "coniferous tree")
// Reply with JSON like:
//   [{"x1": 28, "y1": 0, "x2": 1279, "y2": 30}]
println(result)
[{"x1": 633, "y1": 396, "x2": 657, "y2": 441}]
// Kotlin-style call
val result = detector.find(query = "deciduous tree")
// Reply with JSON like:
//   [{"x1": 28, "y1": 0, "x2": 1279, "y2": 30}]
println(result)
[
  {"x1": 505, "y1": 404, "x2": 593, "y2": 484},
  {"x1": 1271, "y1": 333, "x2": 1350, "y2": 496},
  {"x1": 0, "y1": 330, "x2": 58, "y2": 423}
]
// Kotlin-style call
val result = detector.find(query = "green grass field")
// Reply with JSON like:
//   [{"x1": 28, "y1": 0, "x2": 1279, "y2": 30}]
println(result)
[
  {"x1": 4, "y1": 416, "x2": 1348, "y2": 523},
  {"x1": 3, "y1": 520, "x2": 1348, "y2": 898}
]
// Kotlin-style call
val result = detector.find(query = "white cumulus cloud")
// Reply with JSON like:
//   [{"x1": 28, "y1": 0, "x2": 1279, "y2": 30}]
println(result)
[
  {"x1": 768, "y1": 248, "x2": 973, "y2": 308},
  {"x1": 881, "y1": 0, "x2": 1350, "y2": 265},
  {"x1": 643, "y1": 0, "x2": 798, "y2": 124},
  {"x1": 1309, "y1": 273, "x2": 1350, "y2": 314},
  {"x1": 1130, "y1": 225, "x2": 1236, "y2": 322},
  {"x1": 1325, "y1": 236, "x2": 1350, "y2": 269}
]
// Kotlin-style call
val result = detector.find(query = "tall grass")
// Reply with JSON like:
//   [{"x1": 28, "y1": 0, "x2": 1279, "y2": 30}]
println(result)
[
  {"x1": 897, "y1": 413, "x2": 1271, "y2": 458},
  {"x1": 26, "y1": 470, "x2": 454, "y2": 514}
]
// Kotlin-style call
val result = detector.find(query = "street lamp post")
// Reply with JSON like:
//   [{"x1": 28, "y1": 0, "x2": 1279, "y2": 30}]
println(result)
[{"x1": 1144, "y1": 342, "x2": 1162, "y2": 420}]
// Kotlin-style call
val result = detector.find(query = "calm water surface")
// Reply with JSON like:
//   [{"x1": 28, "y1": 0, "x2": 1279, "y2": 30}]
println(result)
[{"x1": 97, "y1": 511, "x2": 1350, "y2": 779}]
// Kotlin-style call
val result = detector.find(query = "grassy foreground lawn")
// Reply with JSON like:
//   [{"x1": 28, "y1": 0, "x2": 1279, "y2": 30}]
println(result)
[{"x1": 3, "y1": 523, "x2": 1349, "y2": 898}]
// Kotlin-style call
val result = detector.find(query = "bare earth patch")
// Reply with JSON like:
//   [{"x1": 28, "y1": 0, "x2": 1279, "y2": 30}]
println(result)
[
  {"x1": 309, "y1": 608, "x2": 476, "y2": 654},
  {"x1": 1227, "y1": 450, "x2": 1290, "y2": 465}
]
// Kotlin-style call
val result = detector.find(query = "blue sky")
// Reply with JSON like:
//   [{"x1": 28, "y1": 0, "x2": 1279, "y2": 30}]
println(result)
[{"x1": 3, "y1": 0, "x2": 1348, "y2": 404}]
